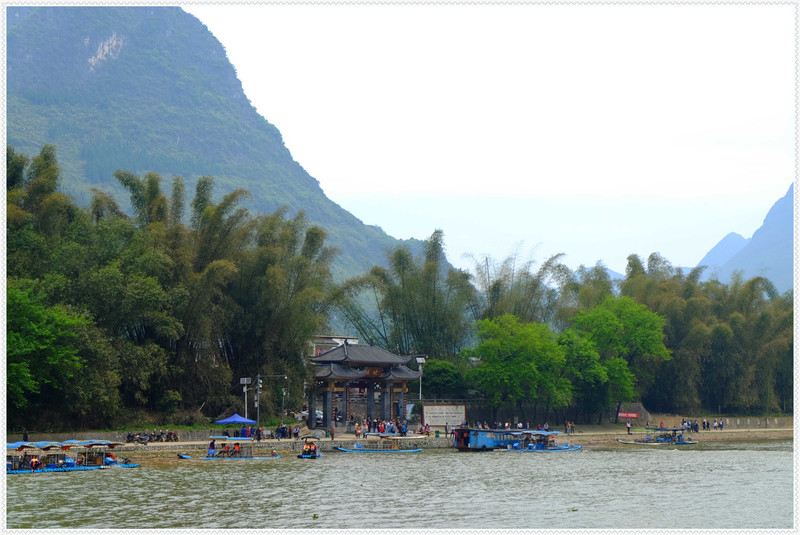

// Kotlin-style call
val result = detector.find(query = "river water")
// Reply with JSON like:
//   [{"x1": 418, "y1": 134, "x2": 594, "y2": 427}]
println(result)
[{"x1": 6, "y1": 440, "x2": 793, "y2": 530}]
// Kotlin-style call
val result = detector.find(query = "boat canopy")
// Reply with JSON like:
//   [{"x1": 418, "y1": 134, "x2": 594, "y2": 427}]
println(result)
[
  {"x1": 509, "y1": 430, "x2": 562, "y2": 437},
  {"x1": 6, "y1": 439, "x2": 121, "y2": 451}
]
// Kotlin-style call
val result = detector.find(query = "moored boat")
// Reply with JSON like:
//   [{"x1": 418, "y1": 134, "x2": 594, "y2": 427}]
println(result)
[
  {"x1": 616, "y1": 427, "x2": 697, "y2": 446},
  {"x1": 501, "y1": 430, "x2": 582, "y2": 452},
  {"x1": 7, "y1": 439, "x2": 139, "y2": 473},
  {"x1": 452, "y1": 427, "x2": 519, "y2": 451},
  {"x1": 199, "y1": 436, "x2": 280, "y2": 460},
  {"x1": 336, "y1": 435, "x2": 421, "y2": 453}
]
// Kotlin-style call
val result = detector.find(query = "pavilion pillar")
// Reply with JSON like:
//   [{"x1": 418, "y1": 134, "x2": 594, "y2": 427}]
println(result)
[
  {"x1": 381, "y1": 383, "x2": 392, "y2": 421},
  {"x1": 323, "y1": 389, "x2": 333, "y2": 428},
  {"x1": 397, "y1": 388, "x2": 405, "y2": 422},
  {"x1": 366, "y1": 385, "x2": 375, "y2": 420},
  {"x1": 341, "y1": 382, "x2": 349, "y2": 425}
]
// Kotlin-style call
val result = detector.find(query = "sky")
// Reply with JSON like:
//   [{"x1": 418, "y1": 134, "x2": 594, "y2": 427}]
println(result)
[{"x1": 182, "y1": 3, "x2": 795, "y2": 275}]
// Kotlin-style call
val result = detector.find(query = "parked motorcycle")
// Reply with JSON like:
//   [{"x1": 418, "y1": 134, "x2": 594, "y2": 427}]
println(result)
[{"x1": 127, "y1": 432, "x2": 149, "y2": 445}]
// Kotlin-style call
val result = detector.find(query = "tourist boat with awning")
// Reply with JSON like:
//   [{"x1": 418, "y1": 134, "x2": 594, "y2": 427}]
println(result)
[
  {"x1": 7, "y1": 440, "x2": 139, "y2": 473},
  {"x1": 189, "y1": 436, "x2": 280, "y2": 460},
  {"x1": 452, "y1": 427, "x2": 519, "y2": 451},
  {"x1": 336, "y1": 435, "x2": 421, "y2": 453},
  {"x1": 499, "y1": 430, "x2": 582, "y2": 452},
  {"x1": 616, "y1": 427, "x2": 698, "y2": 446}
]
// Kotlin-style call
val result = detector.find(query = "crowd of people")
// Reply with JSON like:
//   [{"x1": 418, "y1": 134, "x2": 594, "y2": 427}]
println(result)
[
  {"x1": 636, "y1": 418, "x2": 727, "y2": 433},
  {"x1": 220, "y1": 426, "x2": 265, "y2": 440},
  {"x1": 680, "y1": 418, "x2": 724, "y2": 432},
  {"x1": 273, "y1": 423, "x2": 300, "y2": 440},
  {"x1": 218, "y1": 423, "x2": 304, "y2": 441},
  {"x1": 353, "y1": 418, "x2": 408, "y2": 437},
  {"x1": 207, "y1": 439, "x2": 242, "y2": 456}
]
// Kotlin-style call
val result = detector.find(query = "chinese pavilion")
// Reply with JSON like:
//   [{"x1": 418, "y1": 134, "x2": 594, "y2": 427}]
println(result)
[{"x1": 308, "y1": 342, "x2": 422, "y2": 428}]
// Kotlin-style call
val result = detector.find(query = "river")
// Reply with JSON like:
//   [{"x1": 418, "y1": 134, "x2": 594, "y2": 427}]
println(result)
[{"x1": 6, "y1": 440, "x2": 793, "y2": 530}]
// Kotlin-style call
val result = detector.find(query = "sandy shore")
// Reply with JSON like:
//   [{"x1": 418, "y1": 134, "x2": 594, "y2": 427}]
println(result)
[
  {"x1": 121, "y1": 424, "x2": 792, "y2": 464},
  {"x1": 571, "y1": 426, "x2": 793, "y2": 447}
]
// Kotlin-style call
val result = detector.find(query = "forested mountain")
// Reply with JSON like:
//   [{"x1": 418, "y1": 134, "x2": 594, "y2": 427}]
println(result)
[
  {"x1": 6, "y1": 6, "x2": 793, "y2": 431},
  {"x1": 697, "y1": 184, "x2": 793, "y2": 293},
  {"x1": 7, "y1": 6, "x2": 791, "y2": 291},
  {"x1": 6, "y1": 6, "x2": 420, "y2": 282}
]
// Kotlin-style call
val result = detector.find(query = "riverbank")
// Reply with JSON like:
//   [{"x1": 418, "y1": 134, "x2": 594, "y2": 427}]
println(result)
[
  {"x1": 10, "y1": 414, "x2": 791, "y2": 465},
  {"x1": 100, "y1": 423, "x2": 791, "y2": 466}
]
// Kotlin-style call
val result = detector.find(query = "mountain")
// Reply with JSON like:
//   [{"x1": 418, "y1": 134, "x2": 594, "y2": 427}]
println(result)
[
  {"x1": 696, "y1": 232, "x2": 750, "y2": 269},
  {"x1": 698, "y1": 184, "x2": 794, "y2": 293},
  {"x1": 6, "y1": 6, "x2": 421, "y2": 281}
]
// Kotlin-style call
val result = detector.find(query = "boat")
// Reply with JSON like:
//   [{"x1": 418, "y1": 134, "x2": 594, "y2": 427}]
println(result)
[
  {"x1": 7, "y1": 439, "x2": 139, "y2": 473},
  {"x1": 616, "y1": 427, "x2": 698, "y2": 446},
  {"x1": 499, "y1": 431, "x2": 582, "y2": 452},
  {"x1": 199, "y1": 436, "x2": 280, "y2": 460},
  {"x1": 452, "y1": 427, "x2": 519, "y2": 451},
  {"x1": 336, "y1": 435, "x2": 421, "y2": 453},
  {"x1": 297, "y1": 436, "x2": 322, "y2": 459}
]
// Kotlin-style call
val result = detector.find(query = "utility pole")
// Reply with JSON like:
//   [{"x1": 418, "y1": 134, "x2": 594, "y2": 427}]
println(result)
[
  {"x1": 255, "y1": 375, "x2": 263, "y2": 426},
  {"x1": 415, "y1": 356, "x2": 427, "y2": 401},
  {"x1": 240, "y1": 377, "x2": 251, "y2": 419}
]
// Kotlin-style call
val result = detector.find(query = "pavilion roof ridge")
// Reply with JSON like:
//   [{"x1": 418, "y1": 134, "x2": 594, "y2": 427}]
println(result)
[{"x1": 311, "y1": 343, "x2": 412, "y2": 366}]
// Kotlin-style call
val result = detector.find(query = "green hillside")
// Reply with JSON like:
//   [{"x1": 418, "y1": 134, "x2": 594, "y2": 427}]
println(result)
[{"x1": 6, "y1": 6, "x2": 421, "y2": 281}]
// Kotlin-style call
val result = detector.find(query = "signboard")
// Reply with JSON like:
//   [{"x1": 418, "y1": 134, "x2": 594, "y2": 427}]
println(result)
[
  {"x1": 422, "y1": 404, "x2": 466, "y2": 427},
  {"x1": 240, "y1": 377, "x2": 251, "y2": 385},
  {"x1": 618, "y1": 412, "x2": 639, "y2": 419}
]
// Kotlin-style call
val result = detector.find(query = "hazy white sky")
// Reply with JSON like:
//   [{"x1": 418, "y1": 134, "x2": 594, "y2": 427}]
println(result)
[{"x1": 183, "y1": 3, "x2": 795, "y2": 274}]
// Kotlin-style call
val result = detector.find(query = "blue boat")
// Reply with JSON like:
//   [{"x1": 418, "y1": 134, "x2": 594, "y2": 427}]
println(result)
[
  {"x1": 199, "y1": 437, "x2": 280, "y2": 460},
  {"x1": 616, "y1": 427, "x2": 697, "y2": 446},
  {"x1": 7, "y1": 439, "x2": 139, "y2": 473},
  {"x1": 298, "y1": 436, "x2": 322, "y2": 459},
  {"x1": 452, "y1": 427, "x2": 520, "y2": 451},
  {"x1": 500, "y1": 430, "x2": 582, "y2": 452},
  {"x1": 336, "y1": 436, "x2": 421, "y2": 453}
]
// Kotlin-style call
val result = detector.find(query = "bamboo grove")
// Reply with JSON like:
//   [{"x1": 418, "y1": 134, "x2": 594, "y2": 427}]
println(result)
[{"x1": 6, "y1": 146, "x2": 794, "y2": 430}]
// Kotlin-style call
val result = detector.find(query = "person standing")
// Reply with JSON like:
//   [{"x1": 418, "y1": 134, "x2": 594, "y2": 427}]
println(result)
[
  {"x1": 22, "y1": 429, "x2": 28, "y2": 442},
  {"x1": 330, "y1": 425, "x2": 335, "y2": 441}
]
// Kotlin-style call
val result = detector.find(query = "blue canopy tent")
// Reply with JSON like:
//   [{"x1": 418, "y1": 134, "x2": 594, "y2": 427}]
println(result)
[{"x1": 214, "y1": 413, "x2": 256, "y2": 425}]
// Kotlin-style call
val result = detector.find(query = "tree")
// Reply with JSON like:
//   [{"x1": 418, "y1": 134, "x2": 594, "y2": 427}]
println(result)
[
  {"x1": 7, "y1": 282, "x2": 85, "y2": 410},
  {"x1": 463, "y1": 314, "x2": 570, "y2": 421},
  {"x1": 468, "y1": 250, "x2": 573, "y2": 324},
  {"x1": 416, "y1": 359, "x2": 466, "y2": 399},
  {"x1": 558, "y1": 329, "x2": 608, "y2": 422},
  {"x1": 337, "y1": 230, "x2": 476, "y2": 359},
  {"x1": 567, "y1": 295, "x2": 670, "y2": 421},
  {"x1": 224, "y1": 210, "x2": 336, "y2": 414}
]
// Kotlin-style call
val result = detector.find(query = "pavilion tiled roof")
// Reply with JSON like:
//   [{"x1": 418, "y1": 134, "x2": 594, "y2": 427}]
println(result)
[
  {"x1": 383, "y1": 366, "x2": 423, "y2": 381},
  {"x1": 314, "y1": 363, "x2": 368, "y2": 380},
  {"x1": 311, "y1": 343, "x2": 412, "y2": 366}
]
